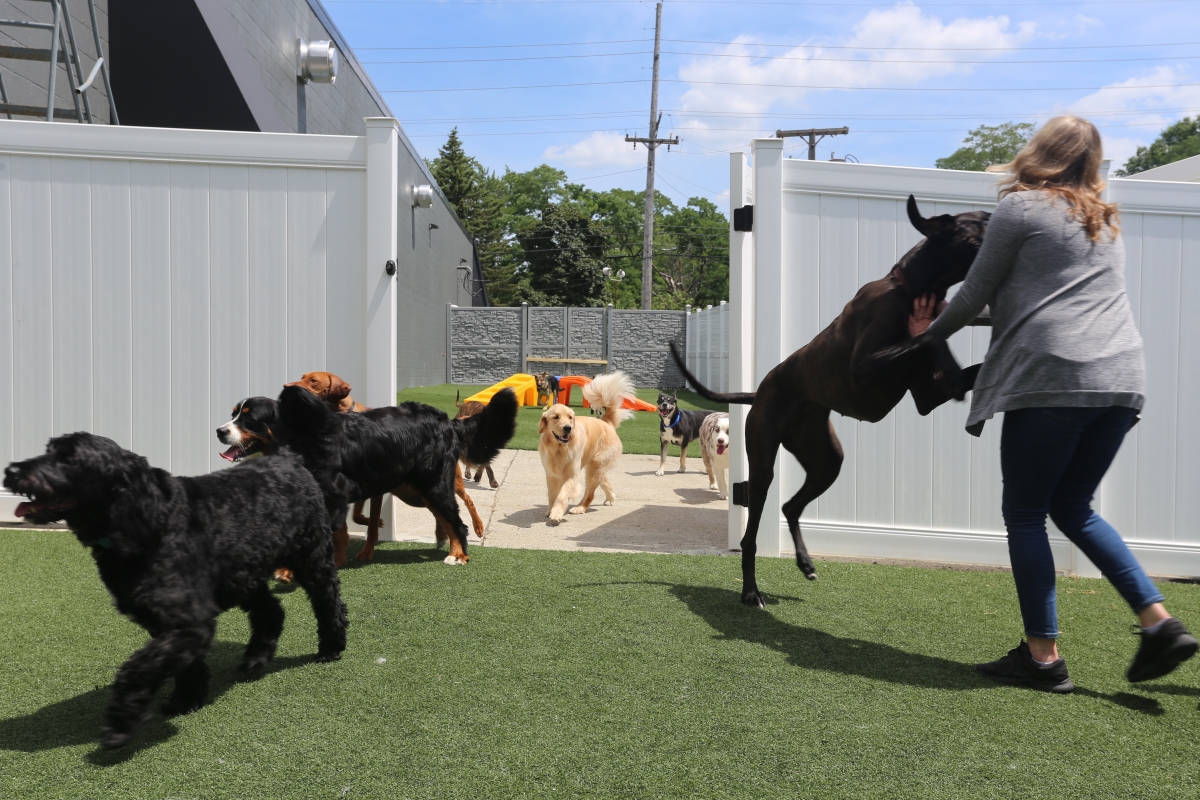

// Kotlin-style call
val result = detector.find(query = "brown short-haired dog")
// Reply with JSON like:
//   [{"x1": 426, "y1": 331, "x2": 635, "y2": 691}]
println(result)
[
  {"x1": 456, "y1": 391, "x2": 499, "y2": 489},
  {"x1": 289, "y1": 372, "x2": 487, "y2": 562}
]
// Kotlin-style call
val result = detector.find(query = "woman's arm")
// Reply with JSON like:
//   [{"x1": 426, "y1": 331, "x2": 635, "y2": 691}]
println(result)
[{"x1": 925, "y1": 194, "x2": 1027, "y2": 340}]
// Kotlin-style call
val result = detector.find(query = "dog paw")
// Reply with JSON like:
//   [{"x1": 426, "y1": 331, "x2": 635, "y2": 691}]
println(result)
[
  {"x1": 568, "y1": 506, "x2": 587, "y2": 515},
  {"x1": 709, "y1": 482, "x2": 718, "y2": 490},
  {"x1": 273, "y1": 568, "x2": 294, "y2": 583},
  {"x1": 238, "y1": 651, "x2": 274, "y2": 678},
  {"x1": 718, "y1": 493, "x2": 727, "y2": 501},
  {"x1": 443, "y1": 555, "x2": 467, "y2": 566},
  {"x1": 740, "y1": 589, "x2": 766, "y2": 609},
  {"x1": 490, "y1": 481, "x2": 500, "y2": 489},
  {"x1": 603, "y1": 499, "x2": 613, "y2": 506},
  {"x1": 355, "y1": 546, "x2": 376, "y2": 562},
  {"x1": 654, "y1": 470, "x2": 664, "y2": 476},
  {"x1": 313, "y1": 650, "x2": 343, "y2": 664},
  {"x1": 98, "y1": 727, "x2": 135, "y2": 750},
  {"x1": 162, "y1": 693, "x2": 205, "y2": 716},
  {"x1": 678, "y1": 467, "x2": 687, "y2": 473}
]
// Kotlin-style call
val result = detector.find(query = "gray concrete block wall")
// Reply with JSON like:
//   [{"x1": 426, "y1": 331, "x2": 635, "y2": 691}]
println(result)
[
  {"x1": 449, "y1": 307, "x2": 687, "y2": 388},
  {"x1": 219, "y1": 0, "x2": 380, "y2": 135},
  {"x1": 0, "y1": 0, "x2": 112, "y2": 124}
]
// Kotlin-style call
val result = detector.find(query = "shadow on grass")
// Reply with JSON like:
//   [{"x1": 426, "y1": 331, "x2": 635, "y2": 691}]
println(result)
[
  {"x1": 341, "y1": 543, "x2": 448, "y2": 569},
  {"x1": 0, "y1": 640, "x2": 314, "y2": 760},
  {"x1": 668, "y1": 583, "x2": 987, "y2": 691},
  {"x1": 1072, "y1": 688, "x2": 1164, "y2": 715}
]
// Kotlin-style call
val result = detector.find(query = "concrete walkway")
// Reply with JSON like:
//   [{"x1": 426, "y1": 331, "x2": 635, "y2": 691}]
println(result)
[{"x1": 383, "y1": 449, "x2": 733, "y2": 556}]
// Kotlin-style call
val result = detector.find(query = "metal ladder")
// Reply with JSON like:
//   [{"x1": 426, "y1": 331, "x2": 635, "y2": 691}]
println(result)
[{"x1": 0, "y1": 0, "x2": 117, "y2": 123}]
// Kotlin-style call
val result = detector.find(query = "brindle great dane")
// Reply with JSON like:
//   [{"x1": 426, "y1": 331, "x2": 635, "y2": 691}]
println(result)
[{"x1": 672, "y1": 195, "x2": 989, "y2": 607}]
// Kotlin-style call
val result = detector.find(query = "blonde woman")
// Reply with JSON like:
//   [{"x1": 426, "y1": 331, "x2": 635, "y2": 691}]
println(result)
[{"x1": 909, "y1": 116, "x2": 1196, "y2": 692}]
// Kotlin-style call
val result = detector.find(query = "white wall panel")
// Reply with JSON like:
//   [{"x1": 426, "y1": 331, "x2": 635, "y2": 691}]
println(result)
[
  {"x1": 1174, "y1": 216, "x2": 1200, "y2": 542},
  {"x1": 247, "y1": 166, "x2": 290, "y2": 397},
  {"x1": 50, "y1": 157, "x2": 93, "y2": 438},
  {"x1": 129, "y1": 161, "x2": 173, "y2": 470},
  {"x1": 0, "y1": 155, "x2": 13, "y2": 467},
  {"x1": 10, "y1": 155, "x2": 53, "y2": 462},
  {"x1": 208, "y1": 165, "x2": 250, "y2": 473},
  {"x1": 90, "y1": 159, "x2": 133, "y2": 449},
  {"x1": 1136, "y1": 214, "x2": 1183, "y2": 542},
  {"x1": 325, "y1": 169, "x2": 367, "y2": 394},
  {"x1": 170, "y1": 163, "x2": 211, "y2": 477},
  {"x1": 286, "y1": 168, "x2": 328, "y2": 380}
]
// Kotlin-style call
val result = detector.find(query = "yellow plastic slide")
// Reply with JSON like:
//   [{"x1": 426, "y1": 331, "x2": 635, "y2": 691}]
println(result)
[{"x1": 463, "y1": 374, "x2": 540, "y2": 407}]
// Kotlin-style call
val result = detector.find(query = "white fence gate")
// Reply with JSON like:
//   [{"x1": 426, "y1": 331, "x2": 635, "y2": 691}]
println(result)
[
  {"x1": 0, "y1": 118, "x2": 410, "y2": 532},
  {"x1": 730, "y1": 140, "x2": 1200, "y2": 578},
  {"x1": 684, "y1": 302, "x2": 729, "y2": 394}
]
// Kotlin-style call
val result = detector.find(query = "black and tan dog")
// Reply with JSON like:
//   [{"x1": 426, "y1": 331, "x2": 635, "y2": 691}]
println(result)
[
  {"x1": 4, "y1": 432, "x2": 347, "y2": 749},
  {"x1": 277, "y1": 385, "x2": 518, "y2": 565},
  {"x1": 535, "y1": 372, "x2": 561, "y2": 409},
  {"x1": 672, "y1": 195, "x2": 989, "y2": 607},
  {"x1": 456, "y1": 391, "x2": 499, "y2": 489},
  {"x1": 654, "y1": 391, "x2": 715, "y2": 476}
]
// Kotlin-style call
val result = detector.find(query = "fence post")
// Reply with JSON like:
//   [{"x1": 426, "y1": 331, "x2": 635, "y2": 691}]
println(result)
[
  {"x1": 520, "y1": 302, "x2": 529, "y2": 375},
  {"x1": 684, "y1": 305, "x2": 692, "y2": 389},
  {"x1": 719, "y1": 300, "x2": 728, "y2": 392},
  {"x1": 445, "y1": 304, "x2": 455, "y2": 384},
  {"x1": 605, "y1": 304, "x2": 613, "y2": 374},
  {"x1": 364, "y1": 116, "x2": 401, "y2": 539}
]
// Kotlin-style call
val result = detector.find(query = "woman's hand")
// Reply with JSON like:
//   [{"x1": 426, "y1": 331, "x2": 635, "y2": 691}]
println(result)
[{"x1": 908, "y1": 294, "x2": 944, "y2": 337}]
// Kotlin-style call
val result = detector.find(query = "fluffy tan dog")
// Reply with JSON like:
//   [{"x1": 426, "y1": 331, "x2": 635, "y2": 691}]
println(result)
[{"x1": 538, "y1": 371, "x2": 636, "y2": 523}]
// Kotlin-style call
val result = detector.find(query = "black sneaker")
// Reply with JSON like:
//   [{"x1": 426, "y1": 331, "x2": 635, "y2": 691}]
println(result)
[
  {"x1": 1127, "y1": 618, "x2": 1198, "y2": 683},
  {"x1": 976, "y1": 641, "x2": 1075, "y2": 693}
]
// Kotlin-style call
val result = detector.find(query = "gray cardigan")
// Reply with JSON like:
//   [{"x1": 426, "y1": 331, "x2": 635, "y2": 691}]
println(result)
[{"x1": 926, "y1": 190, "x2": 1145, "y2": 436}]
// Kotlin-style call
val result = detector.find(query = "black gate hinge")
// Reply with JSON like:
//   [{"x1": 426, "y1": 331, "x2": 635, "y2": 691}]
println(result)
[{"x1": 733, "y1": 205, "x2": 753, "y2": 232}]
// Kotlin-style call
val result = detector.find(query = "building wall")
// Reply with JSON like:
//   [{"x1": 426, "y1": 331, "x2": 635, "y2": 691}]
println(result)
[
  {"x1": 218, "y1": 0, "x2": 381, "y2": 137},
  {"x1": 0, "y1": 0, "x2": 113, "y2": 124}
]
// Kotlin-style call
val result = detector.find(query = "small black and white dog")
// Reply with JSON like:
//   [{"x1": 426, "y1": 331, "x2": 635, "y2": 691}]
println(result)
[
  {"x1": 655, "y1": 391, "x2": 716, "y2": 476},
  {"x1": 3, "y1": 432, "x2": 348, "y2": 749}
]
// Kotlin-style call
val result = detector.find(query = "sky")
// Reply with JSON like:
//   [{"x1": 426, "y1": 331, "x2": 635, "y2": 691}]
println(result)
[{"x1": 321, "y1": 0, "x2": 1200, "y2": 212}]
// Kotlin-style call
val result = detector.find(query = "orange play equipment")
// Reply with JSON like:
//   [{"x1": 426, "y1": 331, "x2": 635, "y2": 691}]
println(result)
[
  {"x1": 463, "y1": 374, "x2": 539, "y2": 407},
  {"x1": 555, "y1": 375, "x2": 656, "y2": 413}
]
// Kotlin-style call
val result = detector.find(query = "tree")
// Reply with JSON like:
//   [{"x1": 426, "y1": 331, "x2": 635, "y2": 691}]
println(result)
[
  {"x1": 428, "y1": 128, "x2": 478, "y2": 216},
  {"x1": 1115, "y1": 117, "x2": 1200, "y2": 177},
  {"x1": 513, "y1": 203, "x2": 608, "y2": 307},
  {"x1": 653, "y1": 197, "x2": 729, "y2": 309},
  {"x1": 935, "y1": 122, "x2": 1035, "y2": 171}
]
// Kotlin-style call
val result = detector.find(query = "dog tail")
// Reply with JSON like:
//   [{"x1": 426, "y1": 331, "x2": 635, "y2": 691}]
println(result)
[
  {"x1": 669, "y1": 341, "x2": 756, "y2": 405},
  {"x1": 455, "y1": 388, "x2": 518, "y2": 465},
  {"x1": 583, "y1": 371, "x2": 636, "y2": 429}
]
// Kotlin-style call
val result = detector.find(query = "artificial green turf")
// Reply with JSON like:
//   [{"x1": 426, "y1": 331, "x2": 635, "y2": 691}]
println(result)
[
  {"x1": 397, "y1": 384, "x2": 727, "y2": 457},
  {"x1": 2, "y1": 530, "x2": 1198, "y2": 799}
]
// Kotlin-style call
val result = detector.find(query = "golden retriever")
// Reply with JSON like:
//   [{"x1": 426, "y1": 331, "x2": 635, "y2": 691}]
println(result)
[{"x1": 538, "y1": 371, "x2": 636, "y2": 522}]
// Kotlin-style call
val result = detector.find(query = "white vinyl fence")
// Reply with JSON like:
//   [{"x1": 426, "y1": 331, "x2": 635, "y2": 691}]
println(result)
[
  {"x1": 0, "y1": 118, "x2": 413, "y2": 532},
  {"x1": 684, "y1": 301, "x2": 729, "y2": 393},
  {"x1": 730, "y1": 141, "x2": 1200, "y2": 578}
]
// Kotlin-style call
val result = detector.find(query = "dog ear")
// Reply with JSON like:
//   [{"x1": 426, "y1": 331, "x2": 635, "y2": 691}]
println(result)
[
  {"x1": 538, "y1": 413, "x2": 548, "y2": 434},
  {"x1": 906, "y1": 194, "x2": 955, "y2": 239},
  {"x1": 328, "y1": 375, "x2": 351, "y2": 401}
]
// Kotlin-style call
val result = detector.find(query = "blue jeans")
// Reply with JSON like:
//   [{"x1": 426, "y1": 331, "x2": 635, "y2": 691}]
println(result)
[{"x1": 1000, "y1": 406, "x2": 1164, "y2": 639}]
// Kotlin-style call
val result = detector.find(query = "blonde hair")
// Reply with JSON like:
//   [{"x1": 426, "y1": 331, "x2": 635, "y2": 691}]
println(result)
[{"x1": 987, "y1": 115, "x2": 1119, "y2": 242}]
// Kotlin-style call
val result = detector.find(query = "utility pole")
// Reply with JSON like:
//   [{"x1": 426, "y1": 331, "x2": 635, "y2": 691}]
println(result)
[
  {"x1": 626, "y1": 1, "x2": 678, "y2": 310},
  {"x1": 775, "y1": 127, "x2": 849, "y2": 160}
]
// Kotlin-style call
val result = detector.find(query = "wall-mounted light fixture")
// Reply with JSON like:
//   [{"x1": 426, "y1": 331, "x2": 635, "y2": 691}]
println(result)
[
  {"x1": 602, "y1": 266, "x2": 626, "y2": 281},
  {"x1": 411, "y1": 184, "x2": 433, "y2": 208},
  {"x1": 297, "y1": 39, "x2": 338, "y2": 84}
]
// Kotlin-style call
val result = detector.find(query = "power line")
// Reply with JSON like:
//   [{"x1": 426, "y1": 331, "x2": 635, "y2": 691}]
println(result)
[
  {"x1": 363, "y1": 49, "x2": 1200, "y2": 65},
  {"x1": 382, "y1": 78, "x2": 1200, "y2": 93},
  {"x1": 403, "y1": 106, "x2": 1200, "y2": 125},
  {"x1": 350, "y1": 38, "x2": 1200, "y2": 52}
]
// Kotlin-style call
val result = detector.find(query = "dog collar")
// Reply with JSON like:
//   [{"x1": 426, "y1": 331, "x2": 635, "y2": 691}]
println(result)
[
  {"x1": 97, "y1": 537, "x2": 113, "y2": 549},
  {"x1": 664, "y1": 410, "x2": 682, "y2": 428}
]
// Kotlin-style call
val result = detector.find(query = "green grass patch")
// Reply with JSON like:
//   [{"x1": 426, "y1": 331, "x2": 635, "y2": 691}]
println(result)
[
  {"x1": 2, "y1": 530, "x2": 1198, "y2": 798},
  {"x1": 398, "y1": 384, "x2": 726, "y2": 457}
]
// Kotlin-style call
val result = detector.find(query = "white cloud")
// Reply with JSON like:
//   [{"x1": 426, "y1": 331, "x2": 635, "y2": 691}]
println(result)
[
  {"x1": 541, "y1": 131, "x2": 643, "y2": 170},
  {"x1": 665, "y1": 3, "x2": 1037, "y2": 152},
  {"x1": 1064, "y1": 65, "x2": 1200, "y2": 168}
]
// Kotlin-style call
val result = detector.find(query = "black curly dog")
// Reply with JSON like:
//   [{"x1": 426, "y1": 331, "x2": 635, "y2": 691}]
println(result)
[
  {"x1": 671, "y1": 196, "x2": 989, "y2": 607},
  {"x1": 3, "y1": 433, "x2": 348, "y2": 749},
  {"x1": 275, "y1": 385, "x2": 519, "y2": 565}
]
